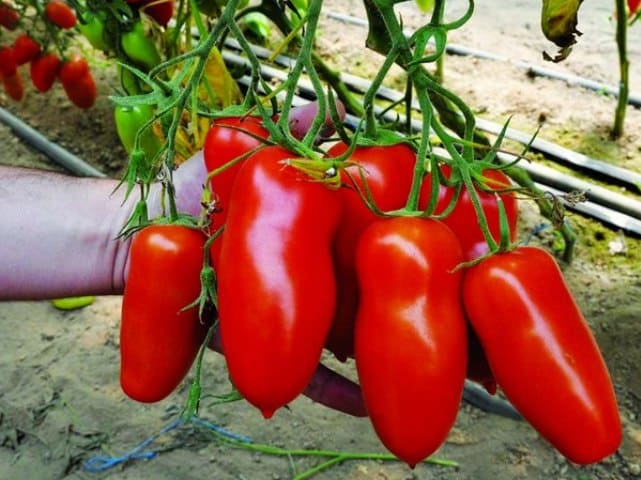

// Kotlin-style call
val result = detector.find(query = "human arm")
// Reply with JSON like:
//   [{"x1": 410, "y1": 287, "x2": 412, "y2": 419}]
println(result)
[{"x1": 0, "y1": 152, "x2": 206, "y2": 300}]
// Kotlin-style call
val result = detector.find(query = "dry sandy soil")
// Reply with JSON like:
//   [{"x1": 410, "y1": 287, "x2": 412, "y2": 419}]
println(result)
[{"x1": 1, "y1": 1, "x2": 641, "y2": 479}]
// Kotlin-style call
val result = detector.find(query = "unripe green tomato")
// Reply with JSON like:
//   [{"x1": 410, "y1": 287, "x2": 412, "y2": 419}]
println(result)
[
  {"x1": 120, "y1": 21, "x2": 161, "y2": 70},
  {"x1": 114, "y1": 104, "x2": 163, "y2": 159},
  {"x1": 77, "y1": 13, "x2": 110, "y2": 52}
]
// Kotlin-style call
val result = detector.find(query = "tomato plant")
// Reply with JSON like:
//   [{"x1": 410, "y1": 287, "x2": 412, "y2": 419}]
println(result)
[
  {"x1": 44, "y1": 0, "x2": 76, "y2": 29},
  {"x1": 120, "y1": 225, "x2": 210, "y2": 403},
  {"x1": 114, "y1": 104, "x2": 163, "y2": 157},
  {"x1": 355, "y1": 216, "x2": 467, "y2": 467},
  {"x1": 0, "y1": 2, "x2": 18, "y2": 30},
  {"x1": 419, "y1": 164, "x2": 518, "y2": 261},
  {"x1": 462, "y1": 246, "x2": 622, "y2": 464},
  {"x1": 12, "y1": 34, "x2": 41, "y2": 65},
  {"x1": 30, "y1": 53, "x2": 61, "y2": 92},
  {"x1": 203, "y1": 116, "x2": 269, "y2": 264},
  {"x1": 0, "y1": 45, "x2": 17, "y2": 76},
  {"x1": 324, "y1": 141, "x2": 417, "y2": 361},
  {"x1": 58, "y1": 56, "x2": 96, "y2": 109},
  {"x1": 2, "y1": 71, "x2": 24, "y2": 101},
  {"x1": 121, "y1": 20, "x2": 162, "y2": 70},
  {"x1": 217, "y1": 146, "x2": 341, "y2": 419}
]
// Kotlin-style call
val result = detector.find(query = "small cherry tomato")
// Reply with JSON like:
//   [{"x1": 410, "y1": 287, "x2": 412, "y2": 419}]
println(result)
[
  {"x1": 44, "y1": 0, "x2": 77, "y2": 29},
  {"x1": 2, "y1": 70, "x2": 24, "y2": 101},
  {"x1": 30, "y1": 53, "x2": 61, "y2": 92},
  {"x1": 12, "y1": 34, "x2": 41, "y2": 65}
]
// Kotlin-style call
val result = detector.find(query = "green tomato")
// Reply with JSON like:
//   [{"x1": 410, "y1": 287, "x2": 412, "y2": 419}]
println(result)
[
  {"x1": 114, "y1": 104, "x2": 163, "y2": 158},
  {"x1": 120, "y1": 21, "x2": 161, "y2": 70},
  {"x1": 77, "y1": 13, "x2": 110, "y2": 52},
  {"x1": 51, "y1": 296, "x2": 95, "y2": 310}
]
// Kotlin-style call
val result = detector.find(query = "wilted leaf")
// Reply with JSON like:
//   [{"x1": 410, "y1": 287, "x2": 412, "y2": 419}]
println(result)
[{"x1": 541, "y1": 0, "x2": 583, "y2": 62}]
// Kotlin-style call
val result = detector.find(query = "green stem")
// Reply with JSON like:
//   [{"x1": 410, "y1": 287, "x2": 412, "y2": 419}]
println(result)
[{"x1": 612, "y1": 0, "x2": 629, "y2": 139}]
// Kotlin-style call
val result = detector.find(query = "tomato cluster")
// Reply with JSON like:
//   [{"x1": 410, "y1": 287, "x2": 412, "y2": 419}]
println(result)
[
  {"x1": 0, "y1": 1, "x2": 96, "y2": 108},
  {"x1": 120, "y1": 113, "x2": 621, "y2": 467},
  {"x1": 201, "y1": 116, "x2": 621, "y2": 465}
]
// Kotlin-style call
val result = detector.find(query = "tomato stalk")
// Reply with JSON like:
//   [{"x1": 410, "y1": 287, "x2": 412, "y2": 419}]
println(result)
[{"x1": 201, "y1": 425, "x2": 458, "y2": 479}]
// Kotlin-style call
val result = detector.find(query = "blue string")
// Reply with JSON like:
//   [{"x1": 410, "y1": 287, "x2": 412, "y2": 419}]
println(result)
[
  {"x1": 83, "y1": 415, "x2": 251, "y2": 473},
  {"x1": 524, "y1": 222, "x2": 549, "y2": 244}
]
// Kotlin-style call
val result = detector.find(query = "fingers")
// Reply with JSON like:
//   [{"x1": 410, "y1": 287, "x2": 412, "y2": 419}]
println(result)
[{"x1": 303, "y1": 363, "x2": 367, "y2": 417}]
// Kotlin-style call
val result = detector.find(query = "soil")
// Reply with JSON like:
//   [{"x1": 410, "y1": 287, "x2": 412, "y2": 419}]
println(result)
[{"x1": 1, "y1": 1, "x2": 641, "y2": 479}]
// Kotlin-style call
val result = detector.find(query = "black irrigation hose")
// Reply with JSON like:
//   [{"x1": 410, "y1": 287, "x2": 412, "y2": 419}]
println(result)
[
  {"x1": 324, "y1": 10, "x2": 641, "y2": 108},
  {"x1": 224, "y1": 48, "x2": 641, "y2": 236},
  {"x1": 0, "y1": 107, "x2": 106, "y2": 178}
]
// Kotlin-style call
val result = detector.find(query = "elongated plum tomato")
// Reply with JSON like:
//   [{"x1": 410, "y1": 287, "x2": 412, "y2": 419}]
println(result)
[
  {"x1": 202, "y1": 116, "x2": 268, "y2": 265},
  {"x1": 419, "y1": 165, "x2": 518, "y2": 262},
  {"x1": 120, "y1": 225, "x2": 209, "y2": 403},
  {"x1": 355, "y1": 217, "x2": 467, "y2": 467},
  {"x1": 462, "y1": 246, "x2": 622, "y2": 464},
  {"x1": 324, "y1": 141, "x2": 416, "y2": 362},
  {"x1": 44, "y1": 0, "x2": 77, "y2": 29},
  {"x1": 217, "y1": 146, "x2": 342, "y2": 419}
]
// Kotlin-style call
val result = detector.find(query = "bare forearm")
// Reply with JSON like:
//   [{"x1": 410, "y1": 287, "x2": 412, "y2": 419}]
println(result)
[
  {"x1": 0, "y1": 166, "x2": 132, "y2": 299},
  {"x1": 0, "y1": 153, "x2": 206, "y2": 300}
]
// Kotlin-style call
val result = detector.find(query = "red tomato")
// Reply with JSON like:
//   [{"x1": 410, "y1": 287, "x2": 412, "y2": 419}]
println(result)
[
  {"x1": 30, "y1": 53, "x2": 61, "y2": 92},
  {"x1": 59, "y1": 57, "x2": 96, "y2": 109},
  {"x1": 2, "y1": 70, "x2": 24, "y2": 101},
  {"x1": 12, "y1": 34, "x2": 41, "y2": 65},
  {"x1": 629, "y1": 0, "x2": 641, "y2": 15},
  {"x1": 462, "y1": 246, "x2": 622, "y2": 464},
  {"x1": 44, "y1": 0, "x2": 77, "y2": 29},
  {"x1": 202, "y1": 116, "x2": 268, "y2": 264},
  {"x1": 142, "y1": 0, "x2": 174, "y2": 27},
  {"x1": 419, "y1": 164, "x2": 518, "y2": 261},
  {"x1": 120, "y1": 225, "x2": 210, "y2": 403},
  {"x1": 0, "y1": 3, "x2": 18, "y2": 30},
  {"x1": 324, "y1": 141, "x2": 416, "y2": 361},
  {"x1": 355, "y1": 216, "x2": 467, "y2": 467},
  {"x1": 217, "y1": 146, "x2": 341, "y2": 418},
  {"x1": 0, "y1": 45, "x2": 17, "y2": 76}
]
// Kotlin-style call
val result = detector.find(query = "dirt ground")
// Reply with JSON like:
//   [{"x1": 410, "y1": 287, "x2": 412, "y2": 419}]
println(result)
[{"x1": 1, "y1": 1, "x2": 641, "y2": 479}]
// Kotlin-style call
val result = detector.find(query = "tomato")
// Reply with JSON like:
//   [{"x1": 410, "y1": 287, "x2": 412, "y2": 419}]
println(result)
[
  {"x1": 217, "y1": 146, "x2": 341, "y2": 418},
  {"x1": 419, "y1": 164, "x2": 518, "y2": 261},
  {"x1": 462, "y1": 246, "x2": 622, "y2": 464},
  {"x1": 355, "y1": 216, "x2": 467, "y2": 467},
  {"x1": 12, "y1": 34, "x2": 41, "y2": 66},
  {"x1": 0, "y1": 2, "x2": 18, "y2": 30},
  {"x1": 141, "y1": 0, "x2": 174, "y2": 27},
  {"x1": 120, "y1": 225, "x2": 210, "y2": 403},
  {"x1": 629, "y1": 0, "x2": 641, "y2": 15},
  {"x1": 115, "y1": 104, "x2": 163, "y2": 157},
  {"x1": 324, "y1": 141, "x2": 416, "y2": 361},
  {"x1": 2, "y1": 70, "x2": 24, "y2": 101},
  {"x1": 0, "y1": 45, "x2": 17, "y2": 77},
  {"x1": 44, "y1": 0, "x2": 77, "y2": 29},
  {"x1": 77, "y1": 12, "x2": 110, "y2": 52},
  {"x1": 58, "y1": 56, "x2": 96, "y2": 109},
  {"x1": 30, "y1": 53, "x2": 61, "y2": 92},
  {"x1": 202, "y1": 116, "x2": 269, "y2": 264},
  {"x1": 121, "y1": 21, "x2": 162, "y2": 70}
]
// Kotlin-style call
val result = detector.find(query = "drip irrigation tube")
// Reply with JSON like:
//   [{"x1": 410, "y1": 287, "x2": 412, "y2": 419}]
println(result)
[
  {"x1": 324, "y1": 10, "x2": 641, "y2": 108},
  {"x1": 0, "y1": 107, "x2": 106, "y2": 178}
]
